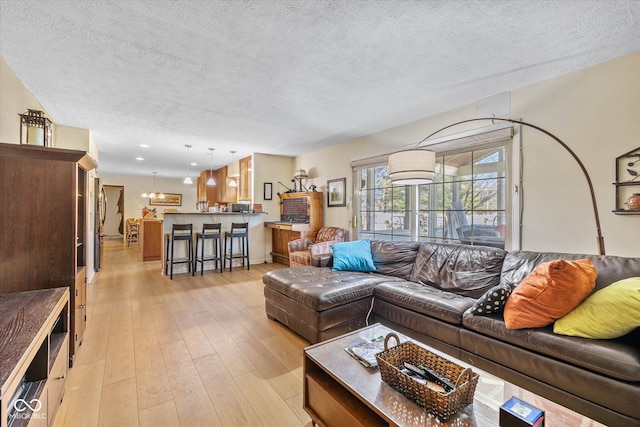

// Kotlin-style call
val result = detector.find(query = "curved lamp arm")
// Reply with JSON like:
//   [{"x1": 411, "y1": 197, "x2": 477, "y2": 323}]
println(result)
[{"x1": 412, "y1": 117, "x2": 605, "y2": 255}]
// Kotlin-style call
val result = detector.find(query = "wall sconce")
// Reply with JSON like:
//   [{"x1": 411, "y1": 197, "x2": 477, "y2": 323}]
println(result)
[{"x1": 19, "y1": 109, "x2": 53, "y2": 147}]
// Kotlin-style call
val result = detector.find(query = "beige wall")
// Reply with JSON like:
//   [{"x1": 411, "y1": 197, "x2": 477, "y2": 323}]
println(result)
[
  {"x1": 100, "y1": 173, "x2": 198, "y2": 222},
  {"x1": 0, "y1": 56, "x2": 48, "y2": 143},
  {"x1": 297, "y1": 52, "x2": 640, "y2": 257},
  {"x1": 253, "y1": 153, "x2": 295, "y2": 219}
]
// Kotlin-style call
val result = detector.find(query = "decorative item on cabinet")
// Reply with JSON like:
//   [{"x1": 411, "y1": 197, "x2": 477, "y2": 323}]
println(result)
[
  {"x1": 19, "y1": 109, "x2": 53, "y2": 147},
  {"x1": 612, "y1": 146, "x2": 640, "y2": 214}
]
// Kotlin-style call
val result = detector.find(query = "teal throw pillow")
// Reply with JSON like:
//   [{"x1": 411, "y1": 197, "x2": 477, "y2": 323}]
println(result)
[{"x1": 331, "y1": 240, "x2": 376, "y2": 272}]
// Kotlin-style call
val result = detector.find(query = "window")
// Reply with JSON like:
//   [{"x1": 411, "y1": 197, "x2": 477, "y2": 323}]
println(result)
[
  {"x1": 418, "y1": 145, "x2": 506, "y2": 249},
  {"x1": 357, "y1": 165, "x2": 414, "y2": 241},
  {"x1": 353, "y1": 126, "x2": 514, "y2": 249}
]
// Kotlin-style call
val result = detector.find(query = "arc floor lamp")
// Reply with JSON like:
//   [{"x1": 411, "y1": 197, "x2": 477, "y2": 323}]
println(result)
[{"x1": 388, "y1": 117, "x2": 605, "y2": 255}]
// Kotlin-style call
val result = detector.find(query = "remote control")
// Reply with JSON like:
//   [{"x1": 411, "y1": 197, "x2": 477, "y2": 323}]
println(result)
[{"x1": 403, "y1": 362, "x2": 455, "y2": 392}]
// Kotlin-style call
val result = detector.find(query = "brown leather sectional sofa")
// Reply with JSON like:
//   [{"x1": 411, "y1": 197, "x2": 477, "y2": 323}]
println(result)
[{"x1": 262, "y1": 240, "x2": 640, "y2": 426}]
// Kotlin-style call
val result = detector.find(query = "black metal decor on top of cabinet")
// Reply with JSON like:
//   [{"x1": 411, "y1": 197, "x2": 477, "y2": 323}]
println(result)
[
  {"x1": 613, "y1": 146, "x2": 640, "y2": 214},
  {"x1": 0, "y1": 142, "x2": 96, "y2": 366}
]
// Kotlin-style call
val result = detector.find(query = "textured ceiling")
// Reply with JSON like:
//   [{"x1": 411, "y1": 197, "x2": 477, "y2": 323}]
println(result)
[{"x1": 1, "y1": 0, "x2": 639, "y2": 178}]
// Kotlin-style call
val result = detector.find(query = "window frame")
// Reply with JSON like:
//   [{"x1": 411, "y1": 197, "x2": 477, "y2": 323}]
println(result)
[{"x1": 352, "y1": 123, "x2": 521, "y2": 250}]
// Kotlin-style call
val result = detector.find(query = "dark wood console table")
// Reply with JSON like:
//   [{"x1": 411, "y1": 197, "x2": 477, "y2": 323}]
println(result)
[{"x1": 0, "y1": 288, "x2": 70, "y2": 427}]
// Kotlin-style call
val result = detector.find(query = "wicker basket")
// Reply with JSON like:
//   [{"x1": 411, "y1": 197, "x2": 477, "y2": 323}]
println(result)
[{"x1": 375, "y1": 333, "x2": 479, "y2": 421}]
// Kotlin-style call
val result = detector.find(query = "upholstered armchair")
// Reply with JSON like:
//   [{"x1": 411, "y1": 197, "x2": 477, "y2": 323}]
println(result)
[{"x1": 288, "y1": 226, "x2": 346, "y2": 267}]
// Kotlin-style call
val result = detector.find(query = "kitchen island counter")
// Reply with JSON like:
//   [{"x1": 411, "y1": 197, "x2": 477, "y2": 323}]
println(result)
[{"x1": 162, "y1": 212, "x2": 268, "y2": 274}]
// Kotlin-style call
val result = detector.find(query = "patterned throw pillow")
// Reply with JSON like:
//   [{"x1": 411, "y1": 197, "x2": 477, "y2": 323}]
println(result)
[{"x1": 470, "y1": 284, "x2": 512, "y2": 316}]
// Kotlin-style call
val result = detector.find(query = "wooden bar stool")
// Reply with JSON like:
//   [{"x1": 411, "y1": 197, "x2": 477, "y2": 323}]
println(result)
[
  {"x1": 195, "y1": 223, "x2": 222, "y2": 274},
  {"x1": 165, "y1": 223, "x2": 194, "y2": 279},
  {"x1": 223, "y1": 222, "x2": 249, "y2": 272}
]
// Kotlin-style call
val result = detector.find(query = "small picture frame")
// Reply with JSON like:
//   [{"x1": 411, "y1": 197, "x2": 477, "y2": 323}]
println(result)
[
  {"x1": 327, "y1": 178, "x2": 346, "y2": 207},
  {"x1": 149, "y1": 193, "x2": 182, "y2": 206},
  {"x1": 264, "y1": 182, "x2": 273, "y2": 200}
]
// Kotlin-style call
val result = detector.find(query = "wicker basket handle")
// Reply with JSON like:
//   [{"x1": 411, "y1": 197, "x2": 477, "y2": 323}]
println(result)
[
  {"x1": 454, "y1": 367, "x2": 473, "y2": 388},
  {"x1": 383, "y1": 333, "x2": 400, "y2": 351}
]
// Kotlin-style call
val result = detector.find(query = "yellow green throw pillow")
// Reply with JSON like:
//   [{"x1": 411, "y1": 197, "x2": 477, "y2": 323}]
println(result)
[{"x1": 554, "y1": 277, "x2": 640, "y2": 339}]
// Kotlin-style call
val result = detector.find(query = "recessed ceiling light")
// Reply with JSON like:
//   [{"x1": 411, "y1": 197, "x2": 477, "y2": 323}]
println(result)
[
  {"x1": 190, "y1": 162, "x2": 197, "y2": 166},
  {"x1": 139, "y1": 144, "x2": 150, "y2": 148},
  {"x1": 136, "y1": 157, "x2": 144, "y2": 161}
]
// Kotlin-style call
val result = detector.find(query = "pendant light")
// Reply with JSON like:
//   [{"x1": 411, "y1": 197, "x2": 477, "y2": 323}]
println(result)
[
  {"x1": 229, "y1": 150, "x2": 237, "y2": 187},
  {"x1": 141, "y1": 172, "x2": 165, "y2": 199},
  {"x1": 206, "y1": 148, "x2": 216, "y2": 185},
  {"x1": 184, "y1": 144, "x2": 193, "y2": 184}
]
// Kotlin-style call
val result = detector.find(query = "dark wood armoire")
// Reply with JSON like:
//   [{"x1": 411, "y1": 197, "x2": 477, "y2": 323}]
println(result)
[{"x1": 0, "y1": 142, "x2": 96, "y2": 366}]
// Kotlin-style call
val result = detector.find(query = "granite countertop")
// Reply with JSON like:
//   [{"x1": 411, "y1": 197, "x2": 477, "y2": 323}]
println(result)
[{"x1": 0, "y1": 287, "x2": 68, "y2": 397}]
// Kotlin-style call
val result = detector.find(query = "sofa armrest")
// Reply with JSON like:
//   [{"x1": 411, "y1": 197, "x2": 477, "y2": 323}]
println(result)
[
  {"x1": 309, "y1": 240, "x2": 339, "y2": 256},
  {"x1": 288, "y1": 237, "x2": 314, "y2": 254}
]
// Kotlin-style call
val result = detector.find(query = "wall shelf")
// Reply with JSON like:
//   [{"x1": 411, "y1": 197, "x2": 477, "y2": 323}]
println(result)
[{"x1": 612, "y1": 146, "x2": 640, "y2": 215}]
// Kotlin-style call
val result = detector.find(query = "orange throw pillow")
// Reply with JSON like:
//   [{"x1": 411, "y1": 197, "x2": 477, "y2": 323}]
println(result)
[{"x1": 503, "y1": 259, "x2": 596, "y2": 329}]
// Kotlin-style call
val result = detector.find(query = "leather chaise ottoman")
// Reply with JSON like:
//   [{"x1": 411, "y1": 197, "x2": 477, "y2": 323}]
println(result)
[{"x1": 263, "y1": 266, "x2": 399, "y2": 343}]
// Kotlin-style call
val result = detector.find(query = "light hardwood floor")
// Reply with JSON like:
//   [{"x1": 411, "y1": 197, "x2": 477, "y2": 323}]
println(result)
[{"x1": 53, "y1": 239, "x2": 312, "y2": 427}]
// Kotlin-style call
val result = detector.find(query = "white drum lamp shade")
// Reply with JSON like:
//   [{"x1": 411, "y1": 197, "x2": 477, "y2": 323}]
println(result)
[{"x1": 388, "y1": 149, "x2": 436, "y2": 185}]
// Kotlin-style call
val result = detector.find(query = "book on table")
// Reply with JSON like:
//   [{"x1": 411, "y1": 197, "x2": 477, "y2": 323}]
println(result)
[{"x1": 345, "y1": 335, "x2": 385, "y2": 368}]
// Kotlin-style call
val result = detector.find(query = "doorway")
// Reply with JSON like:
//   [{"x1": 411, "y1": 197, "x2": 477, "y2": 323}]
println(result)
[{"x1": 103, "y1": 185, "x2": 124, "y2": 239}]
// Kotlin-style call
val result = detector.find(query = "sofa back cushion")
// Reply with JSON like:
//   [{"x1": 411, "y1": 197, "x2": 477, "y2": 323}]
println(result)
[
  {"x1": 500, "y1": 251, "x2": 640, "y2": 292},
  {"x1": 370, "y1": 240, "x2": 421, "y2": 280},
  {"x1": 409, "y1": 242, "x2": 507, "y2": 298}
]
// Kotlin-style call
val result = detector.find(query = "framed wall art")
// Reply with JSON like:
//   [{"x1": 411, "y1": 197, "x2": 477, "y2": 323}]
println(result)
[
  {"x1": 264, "y1": 182, "x2": 273, "y2": 200},
  {"x1": 327, "y1": 177, "x2": 346, "y2": 207},
  {"x1": 149, "y1": 193, "x2": 182, "y2": 206}
]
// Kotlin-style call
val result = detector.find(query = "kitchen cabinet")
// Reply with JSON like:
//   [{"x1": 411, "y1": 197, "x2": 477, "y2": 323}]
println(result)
[
  {"x1": 198, "y1": 169, "x2": 219, "y2": 206},
  {"x1": 142, "y1": 220, "x2": 163, "y2": 261},
  {"x1": 0, "y1": 142, "x2": 96, "y2": 366},
  {"x1": 239, "y1": 155, "x2": 252, "y2": 201}
]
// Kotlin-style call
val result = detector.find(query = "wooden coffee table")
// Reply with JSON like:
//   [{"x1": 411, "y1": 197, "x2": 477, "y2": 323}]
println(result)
[{"x1": 303, "y1": 323, "x2": 498, "y2": 427}]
